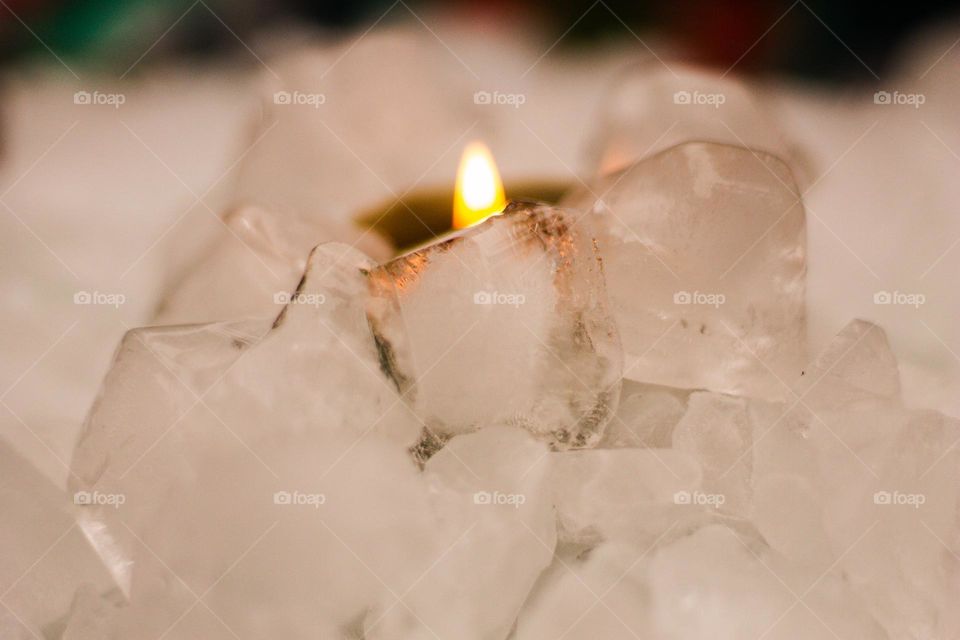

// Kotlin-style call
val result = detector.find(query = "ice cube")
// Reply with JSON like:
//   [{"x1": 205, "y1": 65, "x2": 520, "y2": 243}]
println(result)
[
  {"x1": 368, "y1": 426, "x2": 555, "y2": 639},
  {"x1": 645, "y1": 525, "x2": 887, "y2": 640},
  {"x1": 514, "y1": 542, "x2": 655, "y2": 639},
  {"x1": 367, "y1": 201, "x2": 622, "y2": 450},
  {"x1": 564, "y1": 141, "x2": 806, "y2": 400},
  {"x1": 599, "y1": 379, "x2": 689, "y2": 448},
  {"x1": 548, "y1": 448, "x2": 701, "y2": 546},
  {"x1": 154, "y1": 205, "x2": 314, "y2": 325},
  {"x1": 585, "y1": 64, "x2": 796, "y2": 179},
  {"x1": 69, "y1": 243, "x2": 427, "y2": 638},
  {"x1": 795, "y1": 319, "x2": 901, "y2": 406},
  {"x1": 747, "y1": 321, "x2": 960, "y2": 637},
  {"x1": 672, "y1": 391, "x2": 753, "y2": 517}
]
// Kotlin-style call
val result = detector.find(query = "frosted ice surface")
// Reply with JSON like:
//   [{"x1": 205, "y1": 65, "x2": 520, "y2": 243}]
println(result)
[
  {"x1": 367, "y1": 201, "x2": 622, "y2": 450},
  {"x1": 564, "y1": 141, "x2": 806, "y2": 400}
]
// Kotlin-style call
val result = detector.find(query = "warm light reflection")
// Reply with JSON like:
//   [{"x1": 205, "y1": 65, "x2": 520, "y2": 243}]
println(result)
[{"x1": 453, "y1": 141, "x2": 506, "y2": 230}]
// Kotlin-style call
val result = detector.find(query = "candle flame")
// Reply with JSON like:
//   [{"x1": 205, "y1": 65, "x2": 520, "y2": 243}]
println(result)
[{"x1": 453, "y1": 141, "x2": 506, "y2": 230}]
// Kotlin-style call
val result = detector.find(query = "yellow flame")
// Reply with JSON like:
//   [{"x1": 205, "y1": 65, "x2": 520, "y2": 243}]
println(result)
[{"x1": 453, "y1": 141, "x2": 506, "y2": 230}]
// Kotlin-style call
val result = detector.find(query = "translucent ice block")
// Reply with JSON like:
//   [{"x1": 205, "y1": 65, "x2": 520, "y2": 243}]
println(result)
[
  {"x1": 564, "y1": 141, "x2": 806, "y2": 400},
  {"x1": 583, "y1": 63, "x2": 798, "y2": 181},
  {"x1": 367, "y1": 201, "x2": 622, "y2": 450},
  {"x1": 69, "y1": 243, "x2": 424, "y2": 638},
  {"x1": 748, "y1": 321, "x2": 960, "y2": 636}
]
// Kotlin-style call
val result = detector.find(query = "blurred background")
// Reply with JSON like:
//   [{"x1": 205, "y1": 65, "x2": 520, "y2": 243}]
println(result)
[{"x1": 2, "y1": 0, "x2": 959, "y2": 80}]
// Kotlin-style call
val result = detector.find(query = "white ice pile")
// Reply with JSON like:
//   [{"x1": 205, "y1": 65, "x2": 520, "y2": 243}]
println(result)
[{"x1": 9, "y1": 85, "x2": 959, "y2": 640}]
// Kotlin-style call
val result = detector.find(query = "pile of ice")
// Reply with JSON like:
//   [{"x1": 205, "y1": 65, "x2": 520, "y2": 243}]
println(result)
[{"x1": 32, "y1": 129, "x2": 955, "y2": 640}]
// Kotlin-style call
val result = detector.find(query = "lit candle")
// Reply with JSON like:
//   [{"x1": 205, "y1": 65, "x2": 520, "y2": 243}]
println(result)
[
  {"x1": 356, "y1": 141, "x2": 567, "y2": 253},
  {"x1": 452, "y1": 141, "x2": 506, "y2": 230}
]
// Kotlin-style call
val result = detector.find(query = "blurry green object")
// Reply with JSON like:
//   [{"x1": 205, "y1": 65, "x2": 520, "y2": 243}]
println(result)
[{"x1": 6, "y1": 0, "x2": 202, "y2": 70}]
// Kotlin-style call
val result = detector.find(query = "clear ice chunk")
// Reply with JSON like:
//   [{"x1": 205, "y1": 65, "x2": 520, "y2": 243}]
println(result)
[
  {"x1": 564, "y1": 141, "x2": 806, "y2": 400},
  {"x1": 672, "y1": 391, "x2": 753, "y2": 518},
  {"x1": 644, "y1": 525, "x2": 886, "y2": 640},
  {"x1": 583, "y1": 63, "x2": 797, "y2": 179},
  {"x1": 155, "y1": 205, "x2": 312, "y2": 324},
  {"x1": 69, "y1": 243, "x2": 425, "y2": 638},
  {"x1": 548, "y1": 448, "x2": 701, "y2": 546},
  {"x1": 367, "y1": 201, "x2": 622, "y2": 450},
  {"x1": 514, "y1": 542, "x2": 655, "y2": 639},
  {"x1": 599, "y1": 379, "x2": 689, "y2": 448},
  {"x1": 795, "y1": 318, "x2": 901, "y2": 406},
  {"x1": 748, "y1": 321, "x2": 960, "y2": 637},
  {"x1": 517, "y1": 525, "x2": 885, "y2": 639}
]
